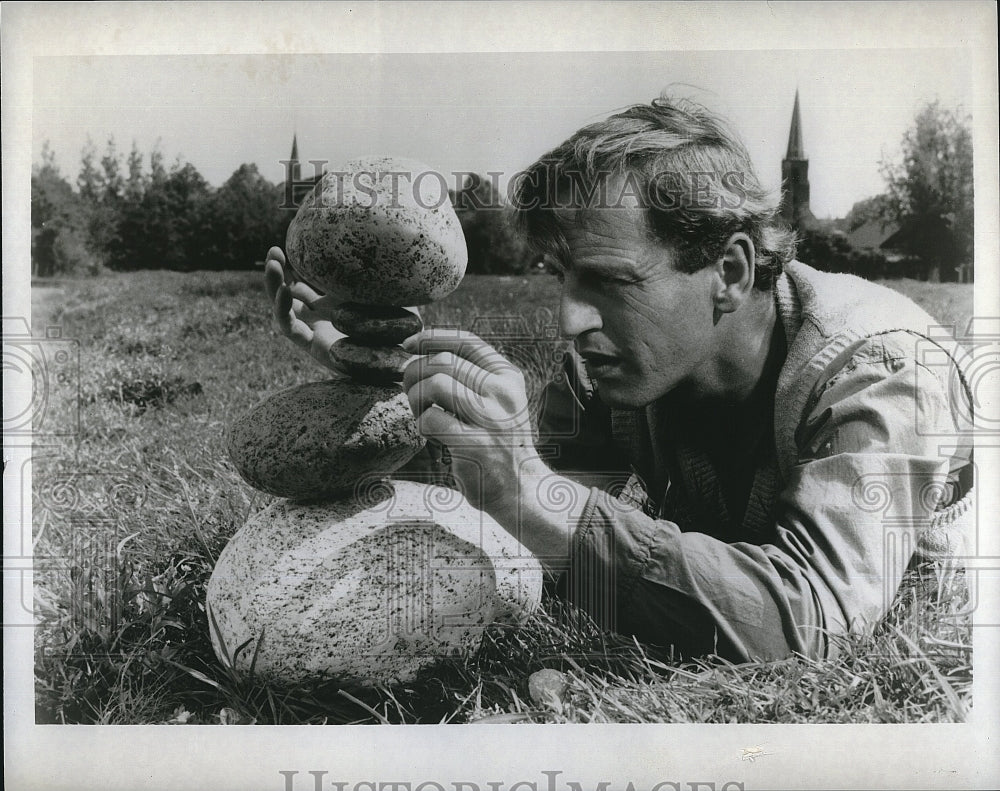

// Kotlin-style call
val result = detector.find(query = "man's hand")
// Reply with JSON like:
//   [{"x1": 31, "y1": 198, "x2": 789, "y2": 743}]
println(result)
[
  {"x1": 264, "y1": 246, "x2": 350, "y2": 375},
  {"x1": 401, "y1": 330, "x2": 543, "y2": 513},
  {"x1": 402, "y1": 329, "x2": 590, "y2": 568}
]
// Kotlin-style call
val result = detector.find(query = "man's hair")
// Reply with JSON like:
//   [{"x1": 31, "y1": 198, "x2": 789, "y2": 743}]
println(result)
[{"x1": 512, "y1": 94, "x2": 796, "y2": 290}]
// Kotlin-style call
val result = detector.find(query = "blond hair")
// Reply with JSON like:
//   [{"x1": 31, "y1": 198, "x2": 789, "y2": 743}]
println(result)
[{"x1": 512, "y1": 95, "x2": 796, "y2": 289}]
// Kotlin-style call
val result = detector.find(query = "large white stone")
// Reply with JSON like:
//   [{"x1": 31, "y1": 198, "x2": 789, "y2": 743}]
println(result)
[{"x1": 206, "y1": 480, "x2": 542, "y2": 686}]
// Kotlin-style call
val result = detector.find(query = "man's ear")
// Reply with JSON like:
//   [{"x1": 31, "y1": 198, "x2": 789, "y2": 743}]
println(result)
[{"x1": 712, "y1": 232, "x2": 756, "y2": 315}]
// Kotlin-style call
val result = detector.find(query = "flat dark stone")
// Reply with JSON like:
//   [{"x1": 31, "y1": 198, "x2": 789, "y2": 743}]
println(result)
[
  {"x1": 330, "y1": 338, "x2": 411, "y2": 384},
  {"x1": 331, "y1": 303, "x2": 422, "y2": 345}
]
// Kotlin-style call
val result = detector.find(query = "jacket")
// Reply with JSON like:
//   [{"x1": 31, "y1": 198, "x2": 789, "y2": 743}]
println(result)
[{"x1": 540, "y1": 261, "x2": 974, "y2": 661}]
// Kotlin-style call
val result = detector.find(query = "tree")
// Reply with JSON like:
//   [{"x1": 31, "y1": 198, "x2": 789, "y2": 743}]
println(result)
[
  {"x1": 149, "y1": 143, "x2": 167, "y2": 184},
  {"x1": 31, "y1": 142, "x2": 96, "y2": 277},
  {"x1": 125, "y1": 141, "x2": 145, "y2": 203},
  {"x1": 94, "y1": 136, "x2": 125, "y2": 256},
  {"x1": 797, "y1": 227, "x2": 854, "y2": 275},
  {"x1": 207, "y1": 163, "x2": 286, "y2": 269},
  {"x1": 165, "y1": 161, "x2": 215, "y2": 270},
  {"x1": 74, "y1": 135, "x2": 124, "y2": 266},
  {"x1": 114, "y1": 141, "x2": 148, "y2": 269},
  {"x1": 77, "y1": 136, "x2": 101, "y2": 200},
  {"x1": 112, "y1": 150, "x2": 215, "y2": 270},
  {"x1": 844, "y1": 194, "x2": 891, "y2": 232},
  {"x1": 100, "y1": 136, "x2": 124, "y2": 205},
  {"x1": 130, "y1": 159, "x2": 214, "y2": 270},
  {"x1": 878, "y1": 101, "x2": 973, "y2": 281},
  {"x1": 450, "y1": 173, "x2": 533, "y2": 275}
]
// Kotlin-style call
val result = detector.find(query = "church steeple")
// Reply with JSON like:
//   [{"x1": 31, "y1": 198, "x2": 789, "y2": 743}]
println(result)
[
  {"x1": 289, "y1": 133, "x2": 302, "y2": 184},
  {"x1": 786, "y1": 89, "x2": 805, "y2": 160},
  {"x1": 281, "y1": 132, "x2": 326, "y2": 208},
  {"x1": 780, "y1": 90, "x2": 813, "y2": 228}
]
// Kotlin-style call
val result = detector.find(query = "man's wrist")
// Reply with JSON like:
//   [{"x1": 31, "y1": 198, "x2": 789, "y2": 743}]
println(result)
[{"x1": 487, "y1": 457, "x2": 590, "y2": 568}]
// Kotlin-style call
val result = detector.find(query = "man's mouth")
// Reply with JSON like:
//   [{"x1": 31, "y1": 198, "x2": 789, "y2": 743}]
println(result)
[{"x1": 579, "y1": 351, "x2": 620, "y2": 376}]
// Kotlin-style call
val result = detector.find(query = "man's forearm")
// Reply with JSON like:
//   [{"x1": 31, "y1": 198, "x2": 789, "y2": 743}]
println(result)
[
  {"x1": 561, "y1": 487, "x2": 832, "y2": 661},
  {"x1": 484, "y1": 458, "x2": 592, "y2": 574}
]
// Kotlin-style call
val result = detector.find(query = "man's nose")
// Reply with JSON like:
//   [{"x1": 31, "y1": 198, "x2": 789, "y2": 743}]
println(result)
[{"x1": 558, "y1": 286, "x2": 601, "y2": 340}]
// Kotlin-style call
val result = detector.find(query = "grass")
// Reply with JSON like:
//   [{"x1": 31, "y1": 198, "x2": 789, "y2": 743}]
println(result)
[{"x1": 30, "y1": 269, "x2": 974, "y2": 724}]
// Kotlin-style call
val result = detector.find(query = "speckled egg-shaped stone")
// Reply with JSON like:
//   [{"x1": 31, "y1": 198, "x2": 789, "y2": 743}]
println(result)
[
  {"x1": 528, "y1": 668, "x2": 569, "y2": 709},
  {"x1": 205, "y1": 480, "x2": 543, "y2": 686},
  {"x1": 329, "y1": 339, "x2": 411, "y2": 384},
  {"x1": 330, "y1": 303, "x2": 423, "y2": 345},
  {"x1": 286, "y1": 157, "x2": 468, "y2": 306},
  {"x1": 226, "y1": 379, "x2": 424, "y2": 499}
]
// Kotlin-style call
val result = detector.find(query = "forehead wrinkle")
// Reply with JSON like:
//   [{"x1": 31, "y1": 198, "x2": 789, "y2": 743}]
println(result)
[
  {"x1": 562, "y1": 205, "x2": 675, "y2": 279},
  {"x1": 575, "y1": 202, "x2": 644, "y2": 236},
  {"x1": 550, "y1": 177, "x2": 650, "y2": 270}
]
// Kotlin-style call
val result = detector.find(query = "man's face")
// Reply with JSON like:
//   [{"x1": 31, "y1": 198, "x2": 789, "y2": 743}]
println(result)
[{"x1": 554, "y1": 204, "x2": 720, "y2": 409}]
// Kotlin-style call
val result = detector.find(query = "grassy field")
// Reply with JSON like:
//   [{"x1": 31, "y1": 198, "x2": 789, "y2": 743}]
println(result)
[{"x1": 30, "y1": 270, "x2": 974, "y2": 724}]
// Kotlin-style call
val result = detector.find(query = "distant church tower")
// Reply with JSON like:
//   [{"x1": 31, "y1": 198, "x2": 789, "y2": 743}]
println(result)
[
  {"x1": 282, "y1": 133, "x2": 324, "y2": 207},
  {"x1": 780, "y1": 91, "x2": 814, "y2": 228},
  {"x1": 289, "y1": 133, "x2": 302, "y2": 185}
]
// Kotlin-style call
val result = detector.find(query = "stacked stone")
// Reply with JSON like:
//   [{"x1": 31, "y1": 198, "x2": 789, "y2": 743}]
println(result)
[
  {"x1": 328, "y1": 303, "x2": 422, "y2": 384},
  {"x1": 223, "y1": 376, "x2": 425, "y2": 501},
  {"x1": 207, "y1": 157, "x2": 542, "y2": 688}
]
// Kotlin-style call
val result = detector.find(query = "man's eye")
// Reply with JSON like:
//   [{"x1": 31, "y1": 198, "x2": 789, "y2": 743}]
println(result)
[{"x1": 583, "y1": 271, "x2": 631, "y2": 287}]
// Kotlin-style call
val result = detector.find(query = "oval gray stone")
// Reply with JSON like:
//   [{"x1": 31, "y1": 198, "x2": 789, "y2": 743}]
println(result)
[
  {"x1": 330, "y1": 303, "x2": 422, "y2": 345},
  {"x1": 330, "y1": 338, "x2": 411, "y2": 384},
  {"x1": 205, "y1": 480, "x2": 543, "y2": 686},
  {"x1": 226, "y1": 379, "x2": 424, "y2": 499},
  {"x1": 285, "y1": 156, "x2": 468, "y2": 306},
  {"x1": 528, "y1": 668, "x2": 570, "y2": 709}
]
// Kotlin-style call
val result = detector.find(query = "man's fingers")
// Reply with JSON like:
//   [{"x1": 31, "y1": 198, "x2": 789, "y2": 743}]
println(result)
[
  {"x1": 416, "y1": 403, "x2": 467, "y2": 442},
  {"x1": 290, "y1": 298, "x2": 320, "y2": 322},
  {"x1": 310, "y1": 322, "x2": 346, "y2": 358},
  {"x1": 402, "y1": 330, "x2": 510, "y2": 373},
  {"x1": 266, "y1": 246, "x2": 286, "y2": 266},
  {"x1": 264, "y1": 258, "x2": 284, "y2": 302},
  {"x1": 402, "y1": 351, "x2": 493, "y2": 396},
  {"x1": 273, "y1": 285, "x2": 314, "y2": 347},
  {"x1": 273, "y1": 284, "x2": 293, "y2": 329},
  {"x1": 402, "y1": 330, "x2": 514, "y2": 375},
  {"x1": 407, "y1": 372, "x2": 493, "y2": 427},
  {"x1": 287, "y1": 294, "x2": 343, "y2": 328},
  {"x1": 286, "y1": 317, "x2": 317, "y2": 349},
  {"x1": 404, "y1": 351, "x2": 532, "y2": 434},
  {"x1": 288, "y1": 280, "x2": 329, "y2": 308},
  {"x1": 266, "y1": 246, "x2": 348, "y2": 377}
]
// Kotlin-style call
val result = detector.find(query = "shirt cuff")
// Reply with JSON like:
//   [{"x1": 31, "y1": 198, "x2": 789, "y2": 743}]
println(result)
[{"x1": 558, "y1": 486, "x2": 664, "y2": 632}]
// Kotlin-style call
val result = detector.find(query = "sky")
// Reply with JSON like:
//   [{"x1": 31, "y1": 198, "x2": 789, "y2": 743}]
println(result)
[{"x1": 32, "y1": 48, "x2": 973, "y2": 220}]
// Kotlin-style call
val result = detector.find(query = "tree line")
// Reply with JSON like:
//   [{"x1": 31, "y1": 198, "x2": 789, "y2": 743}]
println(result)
[
  {"x1": 30, "y1": 138, "x2": 535, "y2": 278},
  {"x1": 31, "y1": 100, "x2": 973, "y2": 281}
]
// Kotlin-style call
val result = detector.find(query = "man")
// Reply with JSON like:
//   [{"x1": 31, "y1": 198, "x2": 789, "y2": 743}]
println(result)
[{"x1": 264, "y1": 95, "x2": 973, "y2": 663}]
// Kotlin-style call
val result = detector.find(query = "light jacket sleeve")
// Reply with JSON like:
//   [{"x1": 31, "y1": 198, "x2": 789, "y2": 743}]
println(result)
[{"x1": 558, "y1": 333, "x2": 961, "y2": 661}]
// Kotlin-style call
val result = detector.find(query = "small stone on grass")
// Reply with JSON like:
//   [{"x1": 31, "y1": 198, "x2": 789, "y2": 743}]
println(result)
[{"x1": 528, "y1": 668, "x2": 570, "y2": 710}]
